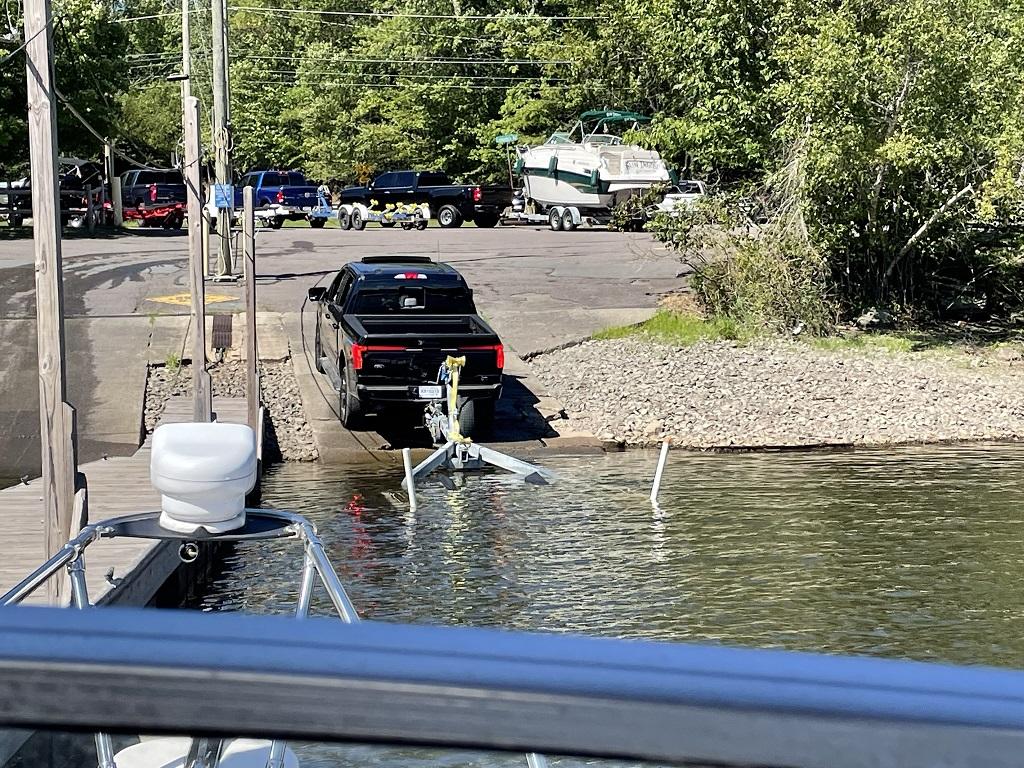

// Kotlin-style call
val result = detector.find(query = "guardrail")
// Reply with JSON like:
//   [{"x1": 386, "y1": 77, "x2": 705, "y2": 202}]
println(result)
[{"x1": 1, "y1": 605, "x2": 1023, "y2": 768}]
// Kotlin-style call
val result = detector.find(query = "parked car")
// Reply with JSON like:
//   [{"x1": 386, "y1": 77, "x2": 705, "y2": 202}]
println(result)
[
  {"x1": 236, "y1": 170, "x2": 321, "y2": 228},
  {"x1": 120, "y1": 169, "x2": 187, "y2": 209},
  {"x1": 339, "y1": 171, "x2": 509, "y2": 228},
  {"x1": 649, "y1": 181, "x2": 708, "y2": 216},
  {"x1": 9, "y1": 158, "x2": 105, "y2": 226},
  {"x1": 307, "y1": 255, "x2": 504, "y2": 435}
]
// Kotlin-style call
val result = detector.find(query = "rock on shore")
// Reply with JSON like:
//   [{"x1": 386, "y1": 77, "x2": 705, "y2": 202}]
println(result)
[
  {"x1": 145, "y1": 360, "x2": 317, "y2": 462},
  {"x1": 529, "y1": 338, "x2": 1024, "y2": 448}
]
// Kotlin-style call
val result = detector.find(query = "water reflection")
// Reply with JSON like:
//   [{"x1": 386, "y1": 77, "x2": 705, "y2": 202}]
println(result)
[{"x1": 191, "y1": 444, "x2": 1024, "y2": 667}]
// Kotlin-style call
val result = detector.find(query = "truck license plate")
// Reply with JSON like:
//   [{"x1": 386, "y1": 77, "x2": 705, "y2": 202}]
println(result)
[{"x1": 418, "y1": 385, "x2": 443, "y2": 399}]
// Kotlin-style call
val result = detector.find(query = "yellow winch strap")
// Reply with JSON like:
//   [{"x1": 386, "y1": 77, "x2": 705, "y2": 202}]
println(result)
[{"x1": 444, "y1": 355, "x2": 471, "y2": 444}]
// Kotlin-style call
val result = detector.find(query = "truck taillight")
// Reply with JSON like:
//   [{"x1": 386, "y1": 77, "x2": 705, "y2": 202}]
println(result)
[
  {"x1": 472, "y1": 186, "x2": 482, "y2": 203},
  {"x1": 276, "y1": 189, "x2": 285, "y2": 203},
  {"x1": 463, "y1": 344, "x2": 504, "y2": 369},
  {"x1": 351, "y1": 343, "x2": 404, "y2": 370},
  {"x1": 149, "y1": 184, "x2": 157, "y2": 202}
]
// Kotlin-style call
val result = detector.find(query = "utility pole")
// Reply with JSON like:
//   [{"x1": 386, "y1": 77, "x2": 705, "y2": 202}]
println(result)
[
  {"x1": 183, "y1": 96, "x2": 212, "y2": 422},
  {"x1": 211, "y1": 0, "x2": 233, "y2": 279},
  {"x1": 181, "y1": 0, "x2": 191, "y2": 102},
  {"x1": 24, "y1": 0, "x2": 79, "y2": 604}
]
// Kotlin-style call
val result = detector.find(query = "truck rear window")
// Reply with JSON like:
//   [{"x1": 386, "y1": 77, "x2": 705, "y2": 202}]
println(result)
[{"x1": 352, "y1": 287, "x2": 476, "y2": 314}]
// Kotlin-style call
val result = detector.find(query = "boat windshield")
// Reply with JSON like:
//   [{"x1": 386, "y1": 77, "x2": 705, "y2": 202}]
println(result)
[
  {"x1": 545, "y1": 132, "x2": 574, "y2": 145},
  {"x1": 582, "y1": 134, "x2": 622, "y2": 145}
]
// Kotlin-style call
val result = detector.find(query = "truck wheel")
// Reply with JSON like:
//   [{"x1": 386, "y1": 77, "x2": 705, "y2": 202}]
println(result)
[
  {"x1": 339, "y1": 369, "x2": 363, "y2": 429},
  {"x1": 548, "y1": 208, "x2": 563, "y2": 231},
  {"x1": 310, "y1": 218, "x2": 326, "y2": 229},
  {"x1": 338, "y1": 210, "x2": 352, "y2": 230},
  {"x1": 351, "y1": 208, "x2": 366, "y2": 231},
  {"x1": 313, "y1": 328, "x2": 325, "y2": 373},
  {"x1": 456, "y1": 397, "x2": 494, "y2": 439},
  {"x1": 561, "y1": 209, "x2": 577, "y2": 232},
  {"x1": 437, "y1": 205, "x2": 463, "y2": 228},
  {"x1": 474, "y1": 213, "x2": 499, "y2": 228}
]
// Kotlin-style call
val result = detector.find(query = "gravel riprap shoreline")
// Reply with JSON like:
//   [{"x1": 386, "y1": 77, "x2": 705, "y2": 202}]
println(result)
[
  {"x1": 529, "y1": 338, "x2": 1024, "y2": 448},
  {"x1": 145, "y1": 359, "x2": 317, "y2": 462}
]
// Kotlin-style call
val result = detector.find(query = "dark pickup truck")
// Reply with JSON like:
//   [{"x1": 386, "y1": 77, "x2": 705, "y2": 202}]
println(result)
[
  {"x1": 308, "y1": 256, "x2": 504, "y2": 436},
  {"x1": 236, "y1": 169, "x2": 321, "y2": 227},
  {"x1": 339, "y1": 170, "x2": 508, "y2": 228},
  {"x1": 120, "y1": 169, "x2": 187, "y2": 209}
]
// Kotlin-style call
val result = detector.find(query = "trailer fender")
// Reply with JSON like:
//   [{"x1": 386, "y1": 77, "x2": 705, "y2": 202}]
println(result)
[
  {"x1": 418, "y1": 203, "x2": 431, "y2": 220},
  {"x1": 352, "y1": 202, "x2": 371, "y2": 218}
]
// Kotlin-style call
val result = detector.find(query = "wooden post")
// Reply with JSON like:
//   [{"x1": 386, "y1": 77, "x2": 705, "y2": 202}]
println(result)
[
  {"x1": 202, "y1": 208, "x2": 211, "y2": 277},
  {"x1": 183, "y1": 96, "x2": 211, "y2": 422},
  {"x1": 111, "y1": 176, "x2": 122, "y2": 227},
  {"x1": 24, "y1": 0, "x2": 78, "y2": 604},
  {"x1": 243, "y1": 186, "x2": 258, "y2": 437},
  {"x1": 85, "y1": 185, "x2": 94, "y2": 234}
]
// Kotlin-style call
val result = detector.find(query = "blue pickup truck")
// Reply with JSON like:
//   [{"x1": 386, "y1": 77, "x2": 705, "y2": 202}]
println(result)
[{"x1": 236, "y1": 170, "x2": 324, "y2": 228}]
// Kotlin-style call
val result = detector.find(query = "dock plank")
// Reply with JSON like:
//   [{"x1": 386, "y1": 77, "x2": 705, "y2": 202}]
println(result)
[{"x1": 0, "y1": 396, "x2": 250, "y2": 605}]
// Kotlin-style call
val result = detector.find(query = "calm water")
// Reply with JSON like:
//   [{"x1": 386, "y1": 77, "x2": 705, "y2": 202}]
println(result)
[{"x1": 193, "y1": 444, "x2": 1024, "y2": 666}]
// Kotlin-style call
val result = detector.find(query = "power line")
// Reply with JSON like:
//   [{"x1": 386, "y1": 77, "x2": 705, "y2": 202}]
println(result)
[
  {"x1": 240, "y1": 78, "x2": 597, "y2": 90},
  {"x1": 231, "y1": 5, "x2": 603, "y2": 21},
  {"x1": 0, "y1": 10, "x2": 53, "y2": 65},
  {"x1": 257, "y1": 69, "x2": 573, "y2": 82},
  {"x1": 53, "y1": 86, "x2": 168, "y2": 170},
  {"x1": 115, "y1": 8, "x2": 205, "y2": 23}
]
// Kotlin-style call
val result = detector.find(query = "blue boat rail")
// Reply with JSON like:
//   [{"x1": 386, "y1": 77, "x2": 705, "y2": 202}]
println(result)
[{"x1": 3, "y1": 509, "x2": 1024, "y2": 768}]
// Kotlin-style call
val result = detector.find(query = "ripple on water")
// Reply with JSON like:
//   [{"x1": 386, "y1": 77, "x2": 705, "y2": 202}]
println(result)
[{"x1": 189, "y1": 443, "x2": 1024, "y2": 669}]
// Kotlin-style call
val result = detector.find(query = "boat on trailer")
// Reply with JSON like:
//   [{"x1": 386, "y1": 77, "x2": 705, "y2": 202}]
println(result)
[{"x1": 515, "y1": 110, "x2": 671, "y2": 211}]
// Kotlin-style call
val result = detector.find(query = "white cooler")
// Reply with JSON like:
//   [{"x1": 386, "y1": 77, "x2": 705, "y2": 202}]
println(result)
[{"x1": 151, "y1": 422, "x2": 257, "y2": 534}]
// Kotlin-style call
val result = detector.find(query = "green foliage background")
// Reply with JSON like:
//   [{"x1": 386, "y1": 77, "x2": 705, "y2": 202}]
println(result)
[{"x1": 1, "y1": 0, "x2": 1022, "y2": 319}]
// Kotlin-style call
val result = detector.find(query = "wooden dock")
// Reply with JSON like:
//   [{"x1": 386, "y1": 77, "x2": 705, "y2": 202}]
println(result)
[{"x1": 0, "y1": 396, "x2": 249, "y2": 606}]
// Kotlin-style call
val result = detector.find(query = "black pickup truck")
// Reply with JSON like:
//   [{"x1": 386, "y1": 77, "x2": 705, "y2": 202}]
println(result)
[
  {"x1": 308, "y1": 256, "x2": 504, "y2": 435},
  {"x1": 339, "y1": 170, "x2": 509, "y2": 228}
]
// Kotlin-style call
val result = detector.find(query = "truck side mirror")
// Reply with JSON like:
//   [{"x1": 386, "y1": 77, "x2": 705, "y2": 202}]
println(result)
[{"x1": 307, "y1": 286, "x2": 326, "y2": 302}]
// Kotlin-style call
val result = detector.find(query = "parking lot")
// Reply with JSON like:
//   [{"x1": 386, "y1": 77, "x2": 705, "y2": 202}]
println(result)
[{"x1": 0, "y1": 223, "x2": 687, "y2": 475}]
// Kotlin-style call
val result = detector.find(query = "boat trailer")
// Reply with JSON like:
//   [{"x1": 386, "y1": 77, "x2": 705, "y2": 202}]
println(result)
[{"x1": 403, "y1": 356, "x2": 552, "y2": 492}]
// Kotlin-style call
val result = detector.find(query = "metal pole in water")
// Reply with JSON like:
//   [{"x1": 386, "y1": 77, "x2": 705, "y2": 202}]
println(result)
[
  {"x1": 650, "y1": 439, "x2": 670, "y2": 505},
  {"x1": 403, "y1": 447, "x2": 417, "y2": 512}
]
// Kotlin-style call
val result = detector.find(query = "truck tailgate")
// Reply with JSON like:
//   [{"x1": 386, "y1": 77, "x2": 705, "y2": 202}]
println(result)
[{"x1": 345, "y1": 314, "x2": 503, "y2": 385}]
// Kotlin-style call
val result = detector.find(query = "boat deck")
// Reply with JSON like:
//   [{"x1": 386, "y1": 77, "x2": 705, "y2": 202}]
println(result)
[{"x1": 0, "y1": 397, "x2": 249, "y2": 605}]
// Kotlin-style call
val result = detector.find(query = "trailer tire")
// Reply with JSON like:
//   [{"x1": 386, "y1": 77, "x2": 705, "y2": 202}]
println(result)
[
  {"x1": 548, "y1": 208, "x2": 563, "y2": 231},
  {"x1": 379, "y1": 220, "x2": 396, "y2": 228},
  {"x1": 415, "y1": 217, "x2": 428, "y2": 231},
  {"x1": 474, "y1": 213, "x2": 499, "y2": 228},
  {"x1": 437, "y1": 205, "x2": 463, "y2": 228},
  {"x1": 271, "y1": 217, "x2": 285, "y2": 229},
  {"x1": 561, "y1": 209, "x2": 577, "y2": 231},
  {"x1": 351, "y1": 208, "x2": 366, "y2": 231},
  {"x1": 338, "y1": 209, "x2": 352, "y2": 230},
  {"x1": 310, "y1": 218, "x2": 326, "y2": 229}
]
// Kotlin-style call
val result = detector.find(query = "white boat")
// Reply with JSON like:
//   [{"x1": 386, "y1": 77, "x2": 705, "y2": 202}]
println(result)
[{"x1": 515, "y1": 110, "x2": 671, "y2": 211}]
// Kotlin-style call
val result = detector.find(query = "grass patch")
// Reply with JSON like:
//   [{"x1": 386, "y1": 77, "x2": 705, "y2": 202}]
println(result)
[
  {"x1": 809, "y1": 333, "x2": 916, "y2": 353},
  {"x1": 594, "y1": 311, "x2": 754, "y2": 346}
]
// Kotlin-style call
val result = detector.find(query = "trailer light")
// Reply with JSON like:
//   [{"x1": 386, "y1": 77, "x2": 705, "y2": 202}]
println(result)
[
  {"x1": 393, "y1": 272, "x2": 427, "y2": 280},
  {"x1": 351, "y1": 343, "x2": 404, "y2": 370},
  {"x1": 463, "y1": 344, "x2": 504, "y2": 369}
]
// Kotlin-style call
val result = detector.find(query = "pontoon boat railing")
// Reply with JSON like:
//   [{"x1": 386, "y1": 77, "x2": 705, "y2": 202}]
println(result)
[
  {"x1": 2, "y1": 604, "x2": 1024, "y2": 768},
  {"x1": 0, "y1": 508, "x2": 544, "y2": 768}
]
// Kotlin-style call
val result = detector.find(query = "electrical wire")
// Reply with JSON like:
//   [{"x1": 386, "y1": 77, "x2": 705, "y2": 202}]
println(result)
[
  {"x1": 231, "y1": 5, "x2": 602, "y2": 21},
  {"x1": 256, "y1": 69, "x2": 573, "y2": 82},
  {"x1": 0, "y1": 11, "x2": 53, "y2": 66},
  {"x1": 236, "y1": 78, "x2": 592, "y2": 90}
]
